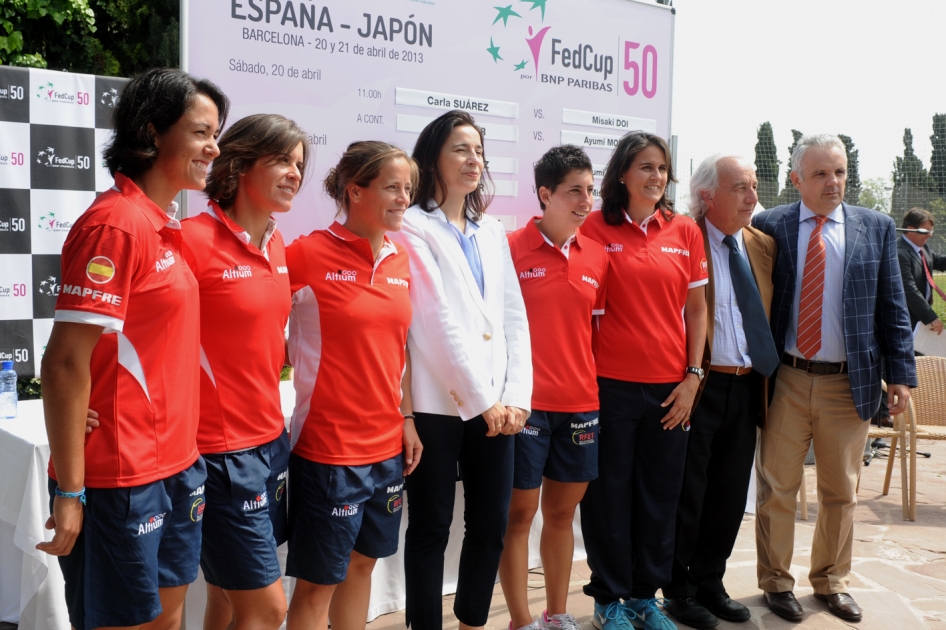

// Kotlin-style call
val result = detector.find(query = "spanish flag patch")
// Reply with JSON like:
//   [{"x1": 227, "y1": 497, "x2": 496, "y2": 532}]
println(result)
[{"x1": 86, "y1": 256, "x2": 116, "y2": 284}]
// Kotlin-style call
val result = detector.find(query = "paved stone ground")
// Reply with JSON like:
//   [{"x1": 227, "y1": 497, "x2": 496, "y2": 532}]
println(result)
[{"x1": 366, "y1": 438, "x2": 946, "y2": 630}]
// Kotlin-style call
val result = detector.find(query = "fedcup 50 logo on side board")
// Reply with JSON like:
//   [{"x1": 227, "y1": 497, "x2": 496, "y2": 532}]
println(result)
[
  {"x1": 28, "y1": 68, "x2": 95, "y2": 127},
  {"x1": 29, "y1": 125, "x2": 95, "y2": 191}
]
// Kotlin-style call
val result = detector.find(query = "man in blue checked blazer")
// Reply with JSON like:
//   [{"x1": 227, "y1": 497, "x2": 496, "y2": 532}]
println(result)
[{"x1": 750, "y1": 134, "x2": 916, "y2": 624}]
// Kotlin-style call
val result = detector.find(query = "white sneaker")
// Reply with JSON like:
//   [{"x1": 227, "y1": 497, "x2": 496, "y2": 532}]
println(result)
[
  {"x1": 543, "y1": 610, "x2": 581, "y2": 630},
  {"x1": 510, "y1": 620, "x2": 544, "y2": 630}
]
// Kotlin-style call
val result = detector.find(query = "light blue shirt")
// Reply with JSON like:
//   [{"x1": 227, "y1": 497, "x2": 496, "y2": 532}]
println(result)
[
  {"x1": 449, "y1": 215, "x2": 484, "y2": 297},
  {"x1": 705, "y1": 219, "x2": 752, "y2": 367},
  {"x1": 785, "y1": 202, "x2": 846, "y2": 362}
]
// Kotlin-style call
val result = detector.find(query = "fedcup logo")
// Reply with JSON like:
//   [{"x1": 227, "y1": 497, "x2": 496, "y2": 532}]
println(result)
[
  {"x1": 37, "y1": 211, "x2": 73, "y2": 233},
  {"x1": 36, "y1": 81, "x2": 90, "y2": 105},
  {"x1": 100, "y1": 88, "x2": 119, "y2": 108},
  {"x1": 485, "y1": 1, "x2": 550, "y2": 79},
  {"x1": 37, "y1": 276, "x2": 60, "y2": 297},
  {"x1": 36, "y1": 146, "x2": 91, "y2": 170}
]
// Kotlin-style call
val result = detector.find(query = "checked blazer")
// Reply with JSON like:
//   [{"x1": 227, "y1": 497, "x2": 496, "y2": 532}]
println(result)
[{"x1": 752, "y1": 202, "x2": 917, "y2": 421}]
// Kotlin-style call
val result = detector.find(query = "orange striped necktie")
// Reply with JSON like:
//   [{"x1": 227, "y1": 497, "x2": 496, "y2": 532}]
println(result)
[{"x1": 796, "y1": 216, "x2": 829, "y2": 359}]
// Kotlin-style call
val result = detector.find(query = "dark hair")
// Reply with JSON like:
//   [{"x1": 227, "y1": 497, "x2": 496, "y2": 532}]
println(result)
[
  {"x1": 103, "y1": 68, "x2": 229, "y2": 179},
  {"x1": 324, "y1": 141, "x2": 418, "y2": 215},
  {"x1": 903, "y1": 207, "x2": 935, "y2": 229},
  {"x1": 204, "y1": 114, "x2": 309, "y2": 208},
  {"x1": 533, "y1": 145, "x2": 593, "y2": 210},
  {"x1": 599, "y1": 131, "x2": 676, "y2": 225},
  {"x1": 411, "y1": 110, "x2": 493, "y2": 221}
]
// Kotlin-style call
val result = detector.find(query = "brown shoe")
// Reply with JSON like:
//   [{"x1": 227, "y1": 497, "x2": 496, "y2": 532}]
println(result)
[
  {"x1": 814, "y1": 593, "x2": 862, "y2": 622},
  {"x1": 763, "y1": 591, "x2": 804, "y2": 621}
]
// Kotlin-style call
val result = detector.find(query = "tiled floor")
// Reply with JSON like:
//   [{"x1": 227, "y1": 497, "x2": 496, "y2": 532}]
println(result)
[{"x1": 366, "y1": 438, "x2": 946, "y2": 630}]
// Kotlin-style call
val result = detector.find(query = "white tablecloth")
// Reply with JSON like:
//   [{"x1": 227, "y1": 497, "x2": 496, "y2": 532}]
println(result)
[
  {"x1": 0, "y1": 400, "x2": 69, "y2": 630},
  {"x1": 0, "y1": 386, "x2": 586, "y2": 629}
]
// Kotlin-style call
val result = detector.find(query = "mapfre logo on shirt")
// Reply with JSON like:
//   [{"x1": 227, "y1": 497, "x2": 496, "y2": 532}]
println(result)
[
  {"x1": 325, "y1": 269, "x2": 357, "y2": 282},
  {"x1": 582, "y1": 275, "x2": 600, "y2": 289},
  {"x1": 387, "y1": 277, "x2": 409, "y2": 288},
  {"x1": 276, "y1": 266, "x2": 288, "y2": 274},
  {"x1": 155, "y1": 250, "x2": 176, "y2": 272},
  {"x1": 661, "y1": 247, "x2": 690, "y2": 257}
]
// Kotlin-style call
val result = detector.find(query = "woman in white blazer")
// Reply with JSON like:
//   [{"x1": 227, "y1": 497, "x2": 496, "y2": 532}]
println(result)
[{"x1": 390, "y1": 110, "x2": 532, "y2": 630}]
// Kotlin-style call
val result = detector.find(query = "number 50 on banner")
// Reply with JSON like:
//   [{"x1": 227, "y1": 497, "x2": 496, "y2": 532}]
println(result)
[{"x1": 623, "y1": 41, "x2": 658, "y2": 99}]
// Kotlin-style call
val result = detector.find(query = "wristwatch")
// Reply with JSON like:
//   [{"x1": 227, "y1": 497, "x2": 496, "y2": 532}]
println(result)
[{"x1": 685, "y1": 366, "x2": 705, "y2": 381}]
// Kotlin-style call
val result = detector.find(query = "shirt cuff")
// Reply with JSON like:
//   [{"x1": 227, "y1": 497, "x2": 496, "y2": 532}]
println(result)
[
  {"x1": 55, "y1": 309, "x2": 124, "y2": 333},
  {"x1": 592, "y1": 309, "x2": 605, "y2": 316},
  {"x1": 688, "y1": 278, "x2": 709, "y2": 289}
]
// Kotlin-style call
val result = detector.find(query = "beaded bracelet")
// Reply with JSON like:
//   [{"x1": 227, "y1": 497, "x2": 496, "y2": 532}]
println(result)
[{"x1": 54, "y1": 486, "x2": 87, "y2": 505}]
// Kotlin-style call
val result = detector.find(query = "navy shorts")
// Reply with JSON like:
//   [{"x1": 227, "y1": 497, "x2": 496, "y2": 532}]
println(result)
[
  {"x1": 514, "y1": 409, "x2": 600, "y2": 490},
  {"x1": 49, "y1": 458, "x2": 207, "y2": 630},
  {"x1": 286, "y1": 452, "x2": 403, "y2": 585},
  {"x1": 200, "y1": 431, "x2": 290, "y2": 590}
]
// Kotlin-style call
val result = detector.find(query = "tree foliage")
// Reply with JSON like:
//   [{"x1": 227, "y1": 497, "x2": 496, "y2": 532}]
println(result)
[
  {"x1": 1, "y1": 0, "x2": 179, "y2": 76},
  {"x1": 930, "y1": 113, "x2": 946, "y2": 197},
  {"x1": 858, "y1": 177, "x2": 891, "y2": 213},
  {"x1": 892, "y1": 128, "x2": 938, "y2": 223},
  {"x1": 777, "y1": 129, "x2": 803, "y2": 206},
  {"x1": 754, "y1": 122, "x2": 780, "y2": 209},
  {"x1": 838, "y1": 134, "x2": 861, "y2": 205}
]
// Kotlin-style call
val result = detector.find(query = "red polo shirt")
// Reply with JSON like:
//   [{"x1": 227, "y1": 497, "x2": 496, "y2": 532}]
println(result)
[
  {"x1": 581, "y1": 209, "x2": 708, "y2": 384},
  {"x1": 286, "y1": 222, "x2": 412, "y2": 466},
  {"x1": 181, "y1": 202, "x2": 291, "y2": 454},
  {"x1": 51, "y1": 173, "x2": 200, "y2": 487},
  {"x1": 508, "y1": 218, "x2": 608, "y2": 411}
]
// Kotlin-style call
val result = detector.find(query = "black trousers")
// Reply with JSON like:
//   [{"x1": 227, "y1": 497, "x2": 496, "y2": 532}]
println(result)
[
  {"x1": 665, "y1": 371, "x2": 759, "y2": 598},
  {"x1": 403, "y1": 412, "x2": 514, "y2": 629},
  {"x1": 581, "y1": 378, "x2": 689, "y2": 603}
]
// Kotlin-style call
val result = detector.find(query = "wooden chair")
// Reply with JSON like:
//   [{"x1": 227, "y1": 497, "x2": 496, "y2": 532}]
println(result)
[
  {"x1": 898, "y1": 355, "x2": 946, "y2": 521},
  {"x1": 861, "y1": 381, "x2": 911, "y2": 520}
]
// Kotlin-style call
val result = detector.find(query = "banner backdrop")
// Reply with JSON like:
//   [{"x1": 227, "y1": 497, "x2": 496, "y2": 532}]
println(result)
[
  {"x1": 0, "y1": 66, "x2": 127, "y2": 379},
  {"x1": 183, "y1": 0, "x2": 674, "y2": 240}
]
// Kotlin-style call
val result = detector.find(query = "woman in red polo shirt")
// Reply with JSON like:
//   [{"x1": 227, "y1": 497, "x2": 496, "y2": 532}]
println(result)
[
  {"x1": 182, "y1": 114, "x2": 308, "y2": 630},
  {"x1": 579, "y1": 132, "x2": 708, "y2": 630},
  {"x1": 39, "y1": 68, "x2": 228, "y2": 630},
  {"x1": 284, "y1": 141, "x2": 421, "y2": 630}
]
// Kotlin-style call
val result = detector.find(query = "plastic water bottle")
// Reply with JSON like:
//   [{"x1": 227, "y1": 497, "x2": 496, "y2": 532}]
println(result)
[{"x1": 0, "y1": 361, "x2": 17, "y2": 420}]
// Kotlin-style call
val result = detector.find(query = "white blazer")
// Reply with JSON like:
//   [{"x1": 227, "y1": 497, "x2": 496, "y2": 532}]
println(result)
[{"x1": 390, "y1": 204, "x2": 532, "y2": 420}]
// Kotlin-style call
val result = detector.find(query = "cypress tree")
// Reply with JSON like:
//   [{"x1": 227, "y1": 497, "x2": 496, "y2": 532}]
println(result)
[
  {"x1": 754, "y1": 122, "x2": 780, "y2": 209},
  {"x1": 838, "y1": 134, "x2": 861, "y2": 205}
]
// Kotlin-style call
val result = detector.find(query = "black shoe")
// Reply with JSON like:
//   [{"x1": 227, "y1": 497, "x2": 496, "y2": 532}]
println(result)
[
  {"x1": 697, "y1": 592, "x2": 751, "y2": 623},
  {"x1": 665, "y1": 597, "x2": 719, "y2": 629},
  {"x1": 814, "y1": 593, "x2": 862, "y2": 622},
  {"x1": 763, "y1": 591, "x2": 804, "y2": 621}
]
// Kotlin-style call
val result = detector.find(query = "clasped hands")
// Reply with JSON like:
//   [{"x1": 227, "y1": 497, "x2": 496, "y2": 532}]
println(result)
[{"x1": 482, "y1": 401, "x2": 528, "y2": 437}]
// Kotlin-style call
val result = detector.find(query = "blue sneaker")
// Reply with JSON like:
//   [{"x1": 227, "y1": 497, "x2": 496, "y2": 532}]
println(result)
[
  {"x1": 622, "y1": 598, "x2": 677, "y2": 630},
  {"x1": 592, "y1": 601, "x2": 638, "y2": 630}
]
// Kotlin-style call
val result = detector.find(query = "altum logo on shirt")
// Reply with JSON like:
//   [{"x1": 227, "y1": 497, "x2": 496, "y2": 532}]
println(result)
[
  {"x1": 222, "y1": 264, "x2": 252, "y2": 279},
  {"x1": 519, "y1": 267, "x2": 546, "y2": 279},
  {"x1": 325, "y1": 269, "x2": 357, "y2": 282},
  {"x1": 604, "y1": 243, "x2": 623, "y2": 252},
  {"x1": 155, "y1": 250, "x2": 176, "y2": 272}
]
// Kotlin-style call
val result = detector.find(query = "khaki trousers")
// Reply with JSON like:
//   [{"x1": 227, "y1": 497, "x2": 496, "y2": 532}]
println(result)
[{"x1": 755, "y1": 364, "x2": 870, "y2": 594}]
